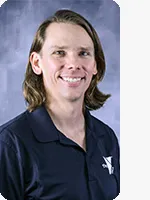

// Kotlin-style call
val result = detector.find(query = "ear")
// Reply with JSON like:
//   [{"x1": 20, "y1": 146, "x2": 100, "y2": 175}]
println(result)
[
  {"x1": 93, "y1": 62, "x2": 97, "y2": 75},
  {"x1": 30, "y1": 52, "x2": 42, "y2": 75}
]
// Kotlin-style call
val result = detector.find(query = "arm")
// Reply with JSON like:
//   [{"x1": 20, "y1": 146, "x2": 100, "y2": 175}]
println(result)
[
  {"x1": 0, "y1": 140, "x2": 24, "y2": 200},
  {"x1": 110, "y1": 129, "x2": 120, "y2": 195}
]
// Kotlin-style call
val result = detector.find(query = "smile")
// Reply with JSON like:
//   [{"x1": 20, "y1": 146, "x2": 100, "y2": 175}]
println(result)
[{"x1": 60, "y1": 77, "x2": 85, "y2": 83}]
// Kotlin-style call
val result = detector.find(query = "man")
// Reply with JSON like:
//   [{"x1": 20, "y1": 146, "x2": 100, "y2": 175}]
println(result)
[{"x1": 0, "y1": 9, "x2": 120, "y2": 200}]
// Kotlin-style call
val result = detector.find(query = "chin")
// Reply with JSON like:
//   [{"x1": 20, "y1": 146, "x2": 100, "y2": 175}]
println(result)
[{"x1": 64, "y1": 95, "x2": 83, "y2": 102}]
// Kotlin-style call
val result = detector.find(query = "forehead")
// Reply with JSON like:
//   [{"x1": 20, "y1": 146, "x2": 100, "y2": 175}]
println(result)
[{"x1": 43, "y1": 22, "x2": 94, "y2": 49}]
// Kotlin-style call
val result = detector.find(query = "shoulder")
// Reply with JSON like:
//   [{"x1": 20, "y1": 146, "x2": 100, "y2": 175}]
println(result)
[
  {"x1": 0, "y1": 111, "x2": 28, "y2": 134},
  {"x1": 0, "y1": 110, "x2": 35, "y2": 170},
  {"x1": 91, "y1": 114, "x2": 118, "y2": 137},
  {"x1": 90, "y1": 113, "x2": 119, "y2": 149},
  {"x1": 0, "y1": 110, "x2": 28, "y2": 130},
  {"x1": 0, "y1": 111, "x2": 29, "y2": 149},
  {"x1": 89, "y1": 113, "x2": 120, "y2": 163}
]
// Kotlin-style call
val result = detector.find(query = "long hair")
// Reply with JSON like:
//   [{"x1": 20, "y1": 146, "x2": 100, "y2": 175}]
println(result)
[{"x1": 23, "y1": 9, "x2": 111, "y2": 112}]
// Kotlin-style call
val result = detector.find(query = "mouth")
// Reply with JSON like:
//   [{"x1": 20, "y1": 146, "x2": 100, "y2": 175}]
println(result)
[{"x1": 59, "y1": 76, "x2": 85, "y2": 83}]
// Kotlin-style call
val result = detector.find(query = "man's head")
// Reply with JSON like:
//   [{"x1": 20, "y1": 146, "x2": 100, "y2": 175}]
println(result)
[{"x1": 23, "y1": 9, "x2": 110, "y2": 112}]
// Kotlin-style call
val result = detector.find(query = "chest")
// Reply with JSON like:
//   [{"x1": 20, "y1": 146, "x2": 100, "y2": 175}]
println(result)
[
  {"x1": 24, "y1": 137, "x2": 119, "y2": 200},
  {"x1": 26, "y1": 142, "x2": 89, "y2": 199},
  {"x1": 65, "y1": 131, "x2": 86, "y2": 152}
]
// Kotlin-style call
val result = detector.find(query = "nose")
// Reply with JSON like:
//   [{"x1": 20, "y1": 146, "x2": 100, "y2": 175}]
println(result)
[{"x1": 65, "y1": 54, "x2": 81, "y2": 70}]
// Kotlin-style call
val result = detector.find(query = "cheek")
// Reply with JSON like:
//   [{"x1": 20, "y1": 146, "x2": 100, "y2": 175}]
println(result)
[
  {"x1": 85, "y1": 61, "x2": 97, "y2": 74},
  {"x1": 42, "y1": 59, "x2": 59, "y2": 74}
]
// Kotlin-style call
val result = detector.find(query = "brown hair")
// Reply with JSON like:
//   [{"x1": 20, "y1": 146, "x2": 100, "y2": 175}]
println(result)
[{"x1": 22, "y1": 9, "x2": 111, "y2": 112}]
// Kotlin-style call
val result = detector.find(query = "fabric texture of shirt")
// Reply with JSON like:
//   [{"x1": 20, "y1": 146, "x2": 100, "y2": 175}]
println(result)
[{"x1": 0, "y1": 105, "x2": 120, "y2": 200}]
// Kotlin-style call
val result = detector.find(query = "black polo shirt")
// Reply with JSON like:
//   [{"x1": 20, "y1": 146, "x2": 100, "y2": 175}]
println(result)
[{"x1": 0, "y1": 105, "x2": 120, "y2": 200}]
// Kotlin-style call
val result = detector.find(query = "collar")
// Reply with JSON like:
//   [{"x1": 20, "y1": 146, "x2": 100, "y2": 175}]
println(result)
[
  {"x1": 84, "y1": 107, "x2": 105, "y2": 138},
  {"x1": 26, "y1": 104, "x2": 104, "y2": 143}
]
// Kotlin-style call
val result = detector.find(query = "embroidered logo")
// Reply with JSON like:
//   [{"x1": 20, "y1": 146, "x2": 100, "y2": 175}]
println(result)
[{"x1": 102, "y1": 156, "x2": 114, "y2": 174}]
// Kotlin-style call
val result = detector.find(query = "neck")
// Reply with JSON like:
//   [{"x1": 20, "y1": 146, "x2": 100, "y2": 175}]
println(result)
[
  {"x1": 46, "y1": 98, "x2": 84, "y2": 131},
  {"x1": 45, "y1": 98, "x2": 87, "y2": 151},
  {"x1": 45, "y1": 100, "x2": 85, "y2": 136}
]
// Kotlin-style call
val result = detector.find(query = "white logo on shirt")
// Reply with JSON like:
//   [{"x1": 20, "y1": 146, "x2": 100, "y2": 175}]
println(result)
[{"x1": 102, "y1": 156, "x2": 114, "y2": 174}]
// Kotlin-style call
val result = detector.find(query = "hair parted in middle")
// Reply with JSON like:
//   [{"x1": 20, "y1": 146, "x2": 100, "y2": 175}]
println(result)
[{"x1": 23, "y1": 9, "x2": 111, "y2": 112}]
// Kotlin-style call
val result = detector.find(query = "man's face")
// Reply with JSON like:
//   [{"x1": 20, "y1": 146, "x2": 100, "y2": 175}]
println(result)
[{"x1": 31, "y1": 22, "x2": 97, "y2": 103}]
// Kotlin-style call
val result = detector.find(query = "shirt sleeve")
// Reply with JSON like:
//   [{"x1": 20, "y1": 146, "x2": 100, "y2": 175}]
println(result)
[
  {"x1": 110, "y1": 129, "x2": 120, "y2": 195},
  {"x1": 0, "y1": 139, "x2": 24, "y2": 200}
]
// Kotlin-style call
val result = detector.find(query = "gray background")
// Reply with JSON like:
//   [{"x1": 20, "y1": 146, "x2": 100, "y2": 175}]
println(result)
[{"x1": 0, "y1": 0, "x2": 120, "y2": 140}]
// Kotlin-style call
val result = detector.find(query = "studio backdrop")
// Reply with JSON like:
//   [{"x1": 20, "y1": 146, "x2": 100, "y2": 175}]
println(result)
[{"x1": 0, "y1": 0, "x2": 120, "y2": 140}]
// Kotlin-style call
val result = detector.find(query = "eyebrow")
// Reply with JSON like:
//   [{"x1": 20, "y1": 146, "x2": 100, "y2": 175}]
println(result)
[{"x1": 49, "y1": 45, "x2": 94, "y2": 51}]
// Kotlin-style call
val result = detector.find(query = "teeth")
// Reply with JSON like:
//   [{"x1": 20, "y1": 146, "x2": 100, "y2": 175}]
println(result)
[{"x1": 62, "y1": 77, "x2": 82, "y2": 82}]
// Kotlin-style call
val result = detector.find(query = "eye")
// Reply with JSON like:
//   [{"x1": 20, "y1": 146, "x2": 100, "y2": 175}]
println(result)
[
  {"x1": 79, "y1": 51, "x2": 90, "y2": 56},
  {"x1": 54, "y1": 50, "x2": 65, "y2": 56}
]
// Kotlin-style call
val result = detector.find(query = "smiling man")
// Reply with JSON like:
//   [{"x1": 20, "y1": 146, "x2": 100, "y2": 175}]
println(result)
[
  {"x1": 30, "y1": 22, "x2": 97, "y2": 151},
  {"x1": 0, "y1": 9, "x2": 120, "y2": 200}
]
